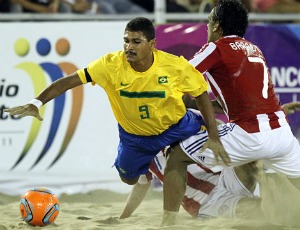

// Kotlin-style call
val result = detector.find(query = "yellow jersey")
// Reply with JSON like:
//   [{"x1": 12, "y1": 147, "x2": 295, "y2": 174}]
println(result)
[{"x1": 77, "y1": 49, "x2": 208, "y2": 136}]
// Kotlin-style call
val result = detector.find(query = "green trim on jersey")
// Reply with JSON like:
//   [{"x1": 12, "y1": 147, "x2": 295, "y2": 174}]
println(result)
[{"x1": 120, "y1": 90, "x2": 165, "y2": 98}]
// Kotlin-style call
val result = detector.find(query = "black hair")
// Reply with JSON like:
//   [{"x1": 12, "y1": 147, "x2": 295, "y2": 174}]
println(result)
[
  {"x1": 125, "y1": 17, "x2": 155, "y2": 41},
  {"x1": 213, "y1": 0, "x2": 248, "y2": 37}
]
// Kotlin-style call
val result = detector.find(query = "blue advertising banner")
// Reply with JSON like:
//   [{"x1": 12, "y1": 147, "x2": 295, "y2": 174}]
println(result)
[{"x1": 156, "y1": 23, "x2": 300, "y2": 139}]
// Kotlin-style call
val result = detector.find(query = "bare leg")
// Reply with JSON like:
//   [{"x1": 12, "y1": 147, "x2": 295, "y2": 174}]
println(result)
[
  {"x1": 120, "y1": 181, "x2": 151, "y2": 219},
  {"x1": 234, "y1": 161, "x2": 265, "y2": 219},
  {"x1": 234, "y1": 161, "x2": 260, "y2": 193},
  {"x1": 161, "y1": 144, "x2": 194, "y2": 226}
]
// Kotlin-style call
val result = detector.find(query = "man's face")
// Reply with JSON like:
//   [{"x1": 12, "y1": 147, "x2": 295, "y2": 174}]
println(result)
[
  {"x1": 123, "y1": 30, "x2": 155, "y2": 64},
  {"x1": 207, "y1": 8, "x2": 219, "y2": 43}
]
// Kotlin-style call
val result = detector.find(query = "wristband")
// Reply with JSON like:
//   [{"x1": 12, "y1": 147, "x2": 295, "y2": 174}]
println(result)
[{"x1": 28, "y1": 99, "x2": 43, "y2": 109}]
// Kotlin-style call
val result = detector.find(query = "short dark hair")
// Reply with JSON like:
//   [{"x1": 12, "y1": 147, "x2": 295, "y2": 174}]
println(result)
[
  {"x1": 213, "y1": 0, "x2": 248, "y2": 37},
  {"x1": 125, "y1": 17, "x2": 155, "y2": 41}
]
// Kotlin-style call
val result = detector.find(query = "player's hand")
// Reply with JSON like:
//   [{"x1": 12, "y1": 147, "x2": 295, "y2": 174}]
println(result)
[
  {"x1": 282, "y1": 101, "x2": 300, "y2": 115},
  {"x1": 3, "y1": 104, "x2": 43, "y2": 121},
  {"x1": 200, "y1": 138, "x2": 231, "y2": 165}
]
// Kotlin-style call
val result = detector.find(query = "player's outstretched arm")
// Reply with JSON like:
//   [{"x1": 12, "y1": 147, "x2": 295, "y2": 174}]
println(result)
[
  {"x1": 182, "y1": 94, "x2": 225, "y2": 114},
  {"x1": 119, "y1": 177, "x2": 151, "y2": 219},
  {"x1": 282, "y1": 101, "x2": 300, "y2": 115},
  {"x1": 3, "y1": 72, "x2": 82, "y2": 121},
  {"x1": 195, "y1": 92, "x2": 230, "y2": 165}
]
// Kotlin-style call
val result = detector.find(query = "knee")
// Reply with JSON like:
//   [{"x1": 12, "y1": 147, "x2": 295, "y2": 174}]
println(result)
[
  {"x1": 165, "y1": 145, "x2": 190, "y2": 171},
  {"x1": 120, "y1": 176, "x2": 139, "y2": 185}
]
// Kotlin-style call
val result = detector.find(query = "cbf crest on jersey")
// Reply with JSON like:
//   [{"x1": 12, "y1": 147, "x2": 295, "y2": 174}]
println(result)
[{"x1": 158, "y1": 76, "x2": 168, "y2": 84}]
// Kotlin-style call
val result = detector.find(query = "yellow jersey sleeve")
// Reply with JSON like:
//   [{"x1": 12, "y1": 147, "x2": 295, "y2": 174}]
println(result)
[
  {"x1": 176, "y1": 56, "x2": 208, "y2": 97},
  {"x1": 77, "y1": 55, "x2": 111, "y2": 87}
]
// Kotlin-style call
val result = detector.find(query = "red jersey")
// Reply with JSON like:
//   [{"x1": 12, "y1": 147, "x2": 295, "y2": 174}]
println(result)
[{"x1": 190, "y1": 36, "x2": 283, "y2": 133}]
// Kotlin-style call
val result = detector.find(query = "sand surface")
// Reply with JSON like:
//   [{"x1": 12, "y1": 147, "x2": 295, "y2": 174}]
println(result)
[{"x1": 1, "y1": 173, "x2": 300, "y2": 230}]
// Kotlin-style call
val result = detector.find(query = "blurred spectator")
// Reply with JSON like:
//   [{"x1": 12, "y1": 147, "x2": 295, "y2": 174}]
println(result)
[
  {"x1": 10, "y1": 0, "x2": 71, "y2": 12},
  {"x1": 198, "y1": 0, "x2": 252, "y2": 12},
  {"x1": 130, "y1": 0, "x2": 252, "y2": 13},
  {"x1": 129, "y1": 0, "x2": 153, "y2": 12},
  {"x1": 242, "y1": 0, "x2": 252, "y2": 11},
  {"x1": 252, "y1": 0, "x2": 300, "y2": 13},
  {"x1": 176, "y1": 0, "x2": 203, "y2": 12},
  {"x1": 60, "y1": 0, "x2": 90, "y2": 13},
  {"x1": 129, "y1": 0, "x2": 190, "y2": 12},
  {"x1": 62, "y1": 0, "x2": 147, "y2": 14},
  {"x1": 167, "y1": 0, "x2": 190, "y2": 12},
  {"x1": 0, "y1": 0, "x2": 10, "y2": 12},
  {"x1": 198, "y1": 0, "x2": 215, "y2": 12}
]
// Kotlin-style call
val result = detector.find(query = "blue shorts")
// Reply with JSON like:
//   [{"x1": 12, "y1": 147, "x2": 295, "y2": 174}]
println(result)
[{"x1": 114, "y1": 110, "x2": 205, "y2": 179}]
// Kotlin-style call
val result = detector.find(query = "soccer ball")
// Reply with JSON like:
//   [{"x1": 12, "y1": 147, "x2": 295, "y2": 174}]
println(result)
[{"x1": 19, "y1": 187, "x2": 60, "y2": 227}]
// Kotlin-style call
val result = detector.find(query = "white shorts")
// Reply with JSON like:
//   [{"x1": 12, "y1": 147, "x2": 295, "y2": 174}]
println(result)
[
  {"x1": 199, "y1": 167, "x2": 255, "y2": 218},
  {"x1": 180, "y1": 122, "x2": 300, "y2": 178}
]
